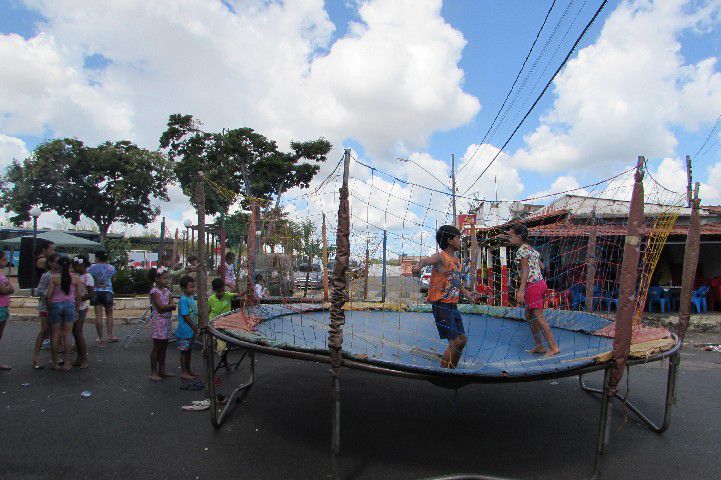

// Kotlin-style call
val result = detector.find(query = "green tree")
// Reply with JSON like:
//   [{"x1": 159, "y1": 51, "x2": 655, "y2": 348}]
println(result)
[
  {"x1": 159, "y1": 114, "x2": 332, "y2": 215},
  {"x1": 1, "y1": 139, "x2": 174, "y2": 242}
]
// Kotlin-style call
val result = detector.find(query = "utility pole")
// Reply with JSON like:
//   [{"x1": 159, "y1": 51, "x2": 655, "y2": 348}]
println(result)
[
  {"x1": 686, "y1": 155, "x2": 693, "y2": 208},
  {"x1": 451, "y1": 153, "x2": 457, "y2": 227}
]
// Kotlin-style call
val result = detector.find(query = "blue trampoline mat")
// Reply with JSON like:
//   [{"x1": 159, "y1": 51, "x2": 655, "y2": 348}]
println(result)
[{"x1": 217, "y1": 307, "x2": 616, "y2": 378}]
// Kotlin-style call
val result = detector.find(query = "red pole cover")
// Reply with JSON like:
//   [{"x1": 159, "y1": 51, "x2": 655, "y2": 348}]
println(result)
[{"x1": 610, "y1": 157, "x2": 645, "y2": 391}]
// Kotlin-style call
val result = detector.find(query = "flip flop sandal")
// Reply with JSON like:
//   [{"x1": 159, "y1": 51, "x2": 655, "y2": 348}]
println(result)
[
  {"x1": 0, "y1": 365, "x2": 12, "y2": 371},
  {"x1": 32, "y1": 364, "x2": 44, "y2": 370},
  {"x1": 191, "y1": 399, "x2": 211, "y2": 407},
  {"x1": 180, "y1": 383, "x2": 204, "y2": 391},
  {"x1": 181, "y1": 404, "x2": 209, "y2": 411}
]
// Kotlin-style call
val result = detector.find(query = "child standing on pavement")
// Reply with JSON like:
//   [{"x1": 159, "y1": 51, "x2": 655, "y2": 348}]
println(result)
[
  {"x1": 46, "y1": 256, "x2": 82, "y2": 371},
  {"x1": 32, "y1": 252, "x2": 59, "y2": 369},
  {"x1": 208, "y1": 278, "x2": 238, "y2": 372},
  {"x1": 148, "y1": 267, "x2": 176, "y2": 381},
  {"x1": 0, "y1": 251, "x2": 15, "y2": 371},
  {"x1": 176, "y1": 275, "x2": 199, "y2": 380},
  {"x1": 72, "y1": 256, "x2": 94, "y2": 369},
  {"x1": 413, "y1": 225, "x2": 480, "y2": 369}
]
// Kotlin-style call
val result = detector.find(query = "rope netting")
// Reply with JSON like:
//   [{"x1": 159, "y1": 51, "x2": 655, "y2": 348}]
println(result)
[{"x1": 210, "y1": 155, "x2": 686, "y2": 375}]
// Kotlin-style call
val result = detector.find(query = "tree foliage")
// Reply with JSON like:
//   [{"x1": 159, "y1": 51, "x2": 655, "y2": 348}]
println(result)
[
  {"x1": 1, "y1": 139, "x2": 173, "y2": 240},
  {"x1": 159, "y1": 114, "x2": 332, "y2": 216}
]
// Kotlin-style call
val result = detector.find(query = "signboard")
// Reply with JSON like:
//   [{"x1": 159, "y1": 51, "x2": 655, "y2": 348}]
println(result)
[{"x1": 458, "y1": 214, "x2": 476, "y2": 228}]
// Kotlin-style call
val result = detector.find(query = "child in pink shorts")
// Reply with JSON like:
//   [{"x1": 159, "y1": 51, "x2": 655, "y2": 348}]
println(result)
[{"x1": 509, "y1": 224, "x2": 560, "y2": 357}]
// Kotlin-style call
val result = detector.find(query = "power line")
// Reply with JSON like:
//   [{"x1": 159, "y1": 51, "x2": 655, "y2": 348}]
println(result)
[
  {"x1": 458, "y1": 0, "x2": 558, "y2": 176},
  {"x1": 461, "y1": 0, "x2": 609, "y2": 197},
  {"x1": 694, "y1": 112, "x2": 721, "y2": 159}
]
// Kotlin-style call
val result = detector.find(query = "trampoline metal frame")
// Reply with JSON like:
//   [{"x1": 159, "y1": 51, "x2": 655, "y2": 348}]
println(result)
[
  {"x1": 204, "y1": 331, "x2": 256, "y2": 429},
  {"x1": 204, "y1": 319, "x2": 681, "y2": 477}
]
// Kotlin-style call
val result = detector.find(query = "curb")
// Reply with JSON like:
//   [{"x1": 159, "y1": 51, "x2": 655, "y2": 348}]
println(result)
[{"x1": 10, "y1": 314, "x2": 146, "y2": 325}]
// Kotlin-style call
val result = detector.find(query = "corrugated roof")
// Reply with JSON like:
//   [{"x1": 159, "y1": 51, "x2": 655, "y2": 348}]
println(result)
[{"x1": 528, "y1": 222, "x2": 721, "y2": 237}]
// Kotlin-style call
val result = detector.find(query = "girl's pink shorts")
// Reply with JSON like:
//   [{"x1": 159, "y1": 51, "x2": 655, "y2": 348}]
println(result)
[{"x1": 525, "y1": 280, "x2": 548, "y2": 310}]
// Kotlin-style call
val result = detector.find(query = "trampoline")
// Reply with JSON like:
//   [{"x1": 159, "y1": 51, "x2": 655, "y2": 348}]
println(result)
[
  {"x1": 204, "y1": 303, "x2": 681, "y2": 468},
  {"x1": 195, "y1": 155, "x2": 695, "y2": 479}
]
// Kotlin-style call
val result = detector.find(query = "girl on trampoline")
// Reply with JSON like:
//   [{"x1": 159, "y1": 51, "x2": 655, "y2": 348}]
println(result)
[
  {"x1": 413, "y1": 225, "x2": 480, "y2": 369},
  {"x1": 508, "y1": 224, "x2": 560, "y2": 357}
]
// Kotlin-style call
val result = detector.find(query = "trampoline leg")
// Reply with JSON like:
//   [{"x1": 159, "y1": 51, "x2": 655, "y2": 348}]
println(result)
[
  {"x1": 591, "y1": 367, "x2": 613, "y2": 480},
  {"x1": 207, "y1": 341, "x2": 255, "y2": 430},
  {"x1": 580, "y1": 352, "x2": 680, "y2": 434},
  {"x1": 331, "y1": 375, "x2": 341, "y2": 454}
]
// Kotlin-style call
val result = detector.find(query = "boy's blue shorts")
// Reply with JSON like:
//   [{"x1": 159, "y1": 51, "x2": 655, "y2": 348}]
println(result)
[{"x1": 431, "y1": 302, "x2": 465, "y2": 340}]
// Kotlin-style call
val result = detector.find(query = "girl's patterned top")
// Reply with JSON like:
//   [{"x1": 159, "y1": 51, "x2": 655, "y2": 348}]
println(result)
[
  {"x1": 515, "y1": 243, "x2": 544, "y2": 284},
  {"x1": 426, "y1": 251, "x2": 462, "y2": 304},
  {"x1": 150, "y1": 287, "x2": 172, "y2": 322}
]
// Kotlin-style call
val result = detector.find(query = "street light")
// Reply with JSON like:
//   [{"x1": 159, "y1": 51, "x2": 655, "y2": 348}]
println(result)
[
  {"x1": 183, "y1": 219, "x2": 192, "y2": 266},
  {"x1": 29, "y1": 207, "x2": 41, "y2": 296}
]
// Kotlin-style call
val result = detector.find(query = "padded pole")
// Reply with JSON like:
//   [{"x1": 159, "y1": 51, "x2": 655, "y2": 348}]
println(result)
[
  {"x1": 363, "y1": 238, "x2": 369, "y2": 300},
  {"x1": 196, "y1": 173, "x2": 208, "y2": 329},
  {"x1": 499, "y1": 246, "x2": 508, "y2": 306},
  {"x1": 329, "y1": 148, "x2": 351, "y2": 455},
  {"x1": 196, "y1": 173, "x2": 211, "y2": 403},
  {"x1": 470, "y1": 223, "x2": 478, "y2": 293},
  {"x1": 246, "y1": 200, "x2": 257, "y2": 303},
  {"x1": 322, "y1": 213, "x2": 329, "y2": 302},
  {"x1": 585, "y1": 209, "x2": 597, "y2": 311},
  {"x1": 218, "y1": 213, "x2": 227, "y2": 283},
  {"x1": 677, "y1": 182, "x2": 701, "y2": 341},
  {"x1": 381, "y1": 230, "x2": 387, "y2": 303},
  {"x1": 610, "y1": 157, "x2": 645, "y2": 392}
]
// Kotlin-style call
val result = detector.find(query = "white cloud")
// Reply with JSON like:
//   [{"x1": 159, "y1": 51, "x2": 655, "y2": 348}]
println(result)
[
  {"x1": 700, "y1": 159, "x2": 721, "y2": 203},
  {"x1": 5, "y1": 0, "x2": 478, "y2": 156},
  {"x1": 527, "y1": 175, "x2": 590, "y2": 202},
  {"x1": 0, "y1": 33, "x2": 132, "y2": 144},
  {"x1": 0, "y1": 134, "x2": 29, "y2": 169},
  {"x1": 0, "y1": 0, "x2": 480, "y2": 232},
  {"x1": 511, "y1": 0, "x2": 721, "y2": 173},
  {"x1": 455, "y1": 143, "x2": 524, "y2": 205}
]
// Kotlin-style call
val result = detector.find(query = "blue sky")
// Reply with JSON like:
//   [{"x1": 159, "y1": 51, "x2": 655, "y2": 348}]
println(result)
[{"x1": 1, "y1": 0, "x2": 720, "y2": 238}]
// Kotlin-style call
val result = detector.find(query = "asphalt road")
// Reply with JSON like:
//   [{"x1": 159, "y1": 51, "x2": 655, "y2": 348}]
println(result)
[{"x1": 1, "y1": 321, "x2": 720, "y2": 480}]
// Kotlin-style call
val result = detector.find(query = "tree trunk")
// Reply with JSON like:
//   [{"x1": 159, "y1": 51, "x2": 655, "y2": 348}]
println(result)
[{"x1": 98, "y1": 223, "x2": 110, "y2": 245}]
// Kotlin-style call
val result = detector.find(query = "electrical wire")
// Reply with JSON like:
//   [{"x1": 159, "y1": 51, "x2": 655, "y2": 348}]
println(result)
[{"x1": 461, "y1": 0, "x2": 609, "y2": 197}]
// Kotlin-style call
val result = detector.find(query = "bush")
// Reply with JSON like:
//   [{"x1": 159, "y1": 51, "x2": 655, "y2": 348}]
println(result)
[
  {"x1": 131, "y1": 268, "x2": 153, "y2": 294},
  {"x1": 113, "y1": 269, "x2": 135, "y2": 295}
]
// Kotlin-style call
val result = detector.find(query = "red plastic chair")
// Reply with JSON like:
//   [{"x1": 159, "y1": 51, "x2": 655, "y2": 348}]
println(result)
[
  {"x1": 710, "y1": 277, "x2": 721, "y2": 311},
  {"x1": 544, "y1": 289, "x2": 561, "y2": 309}
]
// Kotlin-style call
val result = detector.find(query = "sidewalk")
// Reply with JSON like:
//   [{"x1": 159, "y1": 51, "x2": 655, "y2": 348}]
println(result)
[{"x1": 9, "y1": 307, "x2": 149, "y2": 324}]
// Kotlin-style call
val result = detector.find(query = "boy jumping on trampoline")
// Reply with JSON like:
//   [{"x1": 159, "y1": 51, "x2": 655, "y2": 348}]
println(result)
[
  {"x1": 413, "y1": 225, "x2": 480, "y2": 369},
  {"x1": 508, "y1": 224, "x2": 560, "y2": 357}
]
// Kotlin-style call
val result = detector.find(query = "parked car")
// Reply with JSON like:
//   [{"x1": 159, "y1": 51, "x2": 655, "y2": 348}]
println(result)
[
  {"x1": 294, "y1": 263, "x2": 323, "y2": 291},
  {"x1": 419, "y1": 266, "x2": 432, "y2": 293}
]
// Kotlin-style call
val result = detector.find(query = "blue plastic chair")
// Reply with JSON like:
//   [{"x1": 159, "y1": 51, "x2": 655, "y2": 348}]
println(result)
[
  {"x1": 603, "y1": 288, "x2": 619, "y2": 312},
  {"x1": 692, "y1": 285, "x2": 710, "y2": 314},
  {"x1": 569, "y1": 283, "x2": 586, "y2": 310},
  {"x1": 648, "y1": 286, "x2": 670, "y2": 313}
]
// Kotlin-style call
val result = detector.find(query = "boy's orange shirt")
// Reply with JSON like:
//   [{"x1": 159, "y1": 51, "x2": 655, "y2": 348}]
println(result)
[{"x1": 426, "y1": 251, "x2": 462, "y2": 304}]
